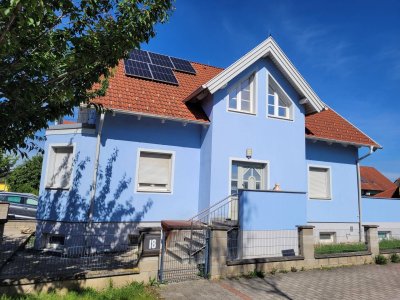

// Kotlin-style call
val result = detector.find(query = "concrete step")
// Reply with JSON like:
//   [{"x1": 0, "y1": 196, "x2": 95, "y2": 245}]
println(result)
[
  {"x1": 184, "y1": 236, "x2": 205, "y2": 248},
  {"x1": 192, "y1": 231, "x2": 206, "y2": 239}
]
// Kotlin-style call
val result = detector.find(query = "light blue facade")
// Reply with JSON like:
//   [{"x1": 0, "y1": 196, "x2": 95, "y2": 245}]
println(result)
[
  {"x1": 37, "y1": 51, "x2": 376, "y2": 246},
  {"x1": 362, "y1": 197, "x2": 400, "y2": 222},
  {"x1": 239, "y1": 190, "x2": 307, "y2": 230},
  {"x1": 306, "y1": 141, "x2": 359, "y2": 223}
]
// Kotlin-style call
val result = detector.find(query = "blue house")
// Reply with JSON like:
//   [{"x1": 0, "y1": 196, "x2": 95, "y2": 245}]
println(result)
[{"x1": 37, "y1": 37, "x2": 395, "y2": 252}]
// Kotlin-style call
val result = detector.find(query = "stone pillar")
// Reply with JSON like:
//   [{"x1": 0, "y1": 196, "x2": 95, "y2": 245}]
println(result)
[
  {"x1": 209, "y1": 228, "x2": 228, "y2": 279},
  {"x1": 297, "y1": 225, "x2": 315, "y2": 260},
  {"x1": 0, "y1": 202, "x2": 9, "y2": 243},
  {"x1": 364, "y1": 225, "x2": 379, "y2": 256}
]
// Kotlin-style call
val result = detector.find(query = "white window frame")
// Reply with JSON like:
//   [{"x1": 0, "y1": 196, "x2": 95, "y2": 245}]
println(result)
[
  {"x1": 267, "y1": 75, "x2": 294, "y2": 121},
  {"x1": 135, "y1": 148, "x2": 175, "y2": 194},
  {"x1": 308, "y1": 165, "x2": 332, "y2": 200},
  {"x1": 378, "y1": 231, "x2": 391, "y2": 241},
  {"x1": 228, "y1": 157, "x2": 270, "y2": 196},
  {"x1": 227, "y1": 72, "x2": 257, "y2": 115},
  {"x1": 44, "y1": 143, "x2": 75, "y2": 190},
  {"x1": 319, "y1": 232, "x2": 336, "y2": 244}
]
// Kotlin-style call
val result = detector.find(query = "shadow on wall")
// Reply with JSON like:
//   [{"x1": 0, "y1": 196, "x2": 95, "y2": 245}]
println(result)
[{"x1": 37, "y1": 145, "x2": 153, "y2": 244}]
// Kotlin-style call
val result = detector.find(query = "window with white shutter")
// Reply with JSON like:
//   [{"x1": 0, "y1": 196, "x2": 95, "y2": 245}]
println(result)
[
  {"x1": 308, "y1": 166, "x2": 331, "y2": 199},
  {"x1": 137, "y1": 151, "x2": 173, "y2": 193},
  {"x1": 46, "y1": 145, "x2": 74, "y2": 189}
]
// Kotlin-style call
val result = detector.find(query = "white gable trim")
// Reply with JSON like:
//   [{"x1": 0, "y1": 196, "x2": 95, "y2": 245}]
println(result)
[{"x1": 190, "y1": 37, "x2": 326, "y2": 113}]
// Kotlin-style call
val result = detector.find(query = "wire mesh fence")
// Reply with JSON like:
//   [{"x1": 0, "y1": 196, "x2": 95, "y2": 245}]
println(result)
[
  {"x1": 377, "y1": 227, "x2": 400, "y2": 252},
  {"x1": 314, "y1": 228, "x2": 368, "y2": 256},
  {"x1": 227, "y1": 229, "x2": 299, "y2": 260},
  {"x1": 0, "y1": 234, "x2": 139, "y2": 282}
]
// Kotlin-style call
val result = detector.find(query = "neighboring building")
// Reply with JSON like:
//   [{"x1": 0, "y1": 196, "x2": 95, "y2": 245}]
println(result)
[
  {"x1": 360, "y1": 166, "x2": 397, "y2": 196},
  {"x1": 395, "y1": 178, "x2": 400, "y2": 187},
  {"x1": 37, "y1": 37, "x2": 389, "y2": 249}
]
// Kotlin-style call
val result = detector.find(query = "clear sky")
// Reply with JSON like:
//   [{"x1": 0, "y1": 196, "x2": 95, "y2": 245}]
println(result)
[{"x1": 143, "y1": 0, "x2": 400, "y2": 180}]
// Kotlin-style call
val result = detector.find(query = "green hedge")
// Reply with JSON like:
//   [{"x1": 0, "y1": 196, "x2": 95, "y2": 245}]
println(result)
[{"x1": 379, "y1": 239, "x2": 400, "y2": 250}]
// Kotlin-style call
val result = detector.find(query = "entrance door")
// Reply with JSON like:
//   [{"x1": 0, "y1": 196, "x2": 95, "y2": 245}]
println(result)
[{"x1": 230, "y1": 161, "x2": 267, "y2": 219}]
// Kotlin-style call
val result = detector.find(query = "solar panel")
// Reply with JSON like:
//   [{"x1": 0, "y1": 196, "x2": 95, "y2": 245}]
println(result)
[
  {"x1": 170, "y1": 57, "x2": 196, "y2": 74},
  {"x1": 124, "y1": 59, "x2": 152, "y2": 80},
  {"x1": 129, "y1": 49, "x2": 151, "y2": 63},
  {"x1": 149, "y1": 64, "x2": 178, "y2": 85},
  {"x1": 148, "y1": 52, "x2": 174, "y2": 68}
]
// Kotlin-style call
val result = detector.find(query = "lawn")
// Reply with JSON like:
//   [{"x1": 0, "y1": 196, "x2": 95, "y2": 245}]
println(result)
[
  {"x1": 379, "y1": 239, "x2": 400, "y2": 250},
  {"x1": 314, "y1": 242, "x2": 367, "y2": 255},
  {"x1": 0, "y1": 282, "x2": 159, "y2": 300}
]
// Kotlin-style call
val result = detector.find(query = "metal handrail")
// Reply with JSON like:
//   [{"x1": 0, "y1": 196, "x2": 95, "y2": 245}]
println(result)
[{"x1": 189, "y1": 193, "x2": 237, "y2": 221}]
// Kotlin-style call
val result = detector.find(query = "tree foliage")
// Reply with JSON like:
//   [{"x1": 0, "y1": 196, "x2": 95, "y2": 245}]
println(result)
[
  {"x1": 0, "y1": 0, "x2": 173, "y2": 154},
  {"x1": 0, "y1": 151, "x2": 17, "y2": 178},
  {"x1": 7, "y1": 155, "x2": 43, "y2": 195}
]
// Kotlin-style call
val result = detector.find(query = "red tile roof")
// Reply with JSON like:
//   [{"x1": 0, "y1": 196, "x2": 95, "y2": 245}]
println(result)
[
  {"x1": 93, "y1": 58, "x2": 379, "y2": 148},
  {"x1": 360, "y1": 166, "x2": 397, "y2": 192},
  {"x1": 93, "y1": 61, "x2": 223, "y2": 123},
  {"x1": 374, "y1": 186, "x2": 400, "y2": 198},
  {"x1": 305, "y1": 108, "x2": 380, "y2": 148}
]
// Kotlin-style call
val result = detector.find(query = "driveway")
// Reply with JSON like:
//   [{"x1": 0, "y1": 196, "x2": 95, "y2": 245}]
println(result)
[{"x1": 160, "y1": 263, "x2": 400, "y2": 300}]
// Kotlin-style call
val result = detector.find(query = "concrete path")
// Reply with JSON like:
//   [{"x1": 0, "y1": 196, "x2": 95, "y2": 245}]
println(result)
[{"x1": 160, "y1": 263, "x2": 400, "y2": 300}]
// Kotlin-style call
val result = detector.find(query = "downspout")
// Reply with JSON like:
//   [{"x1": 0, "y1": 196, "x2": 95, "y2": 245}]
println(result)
[
  {"x1": 88, "y1": 112, "x2": 106, "y2": 229},
  {"x1": 356, "y1": 145, "x2": 376, "y2": 242}
]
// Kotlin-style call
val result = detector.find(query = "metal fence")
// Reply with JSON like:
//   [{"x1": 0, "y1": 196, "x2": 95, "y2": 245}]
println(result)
[
  {"x1": 313, "y1": 228, "x2": 368, "y2": 256},
  {"x1": 0, "y1": 234, "x2": 139, "y2": 282},
  {"x1": 227, "y1": 229, "x2": 299, "y2": 260},
  {"x1": 377, "y1": 227, "x2": 400, "y2": 252}
]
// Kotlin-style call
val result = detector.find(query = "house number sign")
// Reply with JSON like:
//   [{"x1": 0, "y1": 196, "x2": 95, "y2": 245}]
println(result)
[{"x1": 143, "y1": 234, "x2": 161, "y2": 254}]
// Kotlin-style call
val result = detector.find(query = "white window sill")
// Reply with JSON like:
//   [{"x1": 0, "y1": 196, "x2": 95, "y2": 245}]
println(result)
[
  {"x1": 228, "y1": 109, "x2": 256, "y2": 116},
  {"x1": 136, "y1": 189, "x2": 171, "y2": 194},
  {"x1": 267, "y1": 115, "x2": 293, "y2": 121},
  {"x1": 309, "y1": 197, "x2": 332, "y2": 200}
]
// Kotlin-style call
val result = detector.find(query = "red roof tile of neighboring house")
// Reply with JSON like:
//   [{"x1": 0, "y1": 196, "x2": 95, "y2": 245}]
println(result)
[
  {"x1": 360, "y1": 166, "x2": 397, "y2": 192},
  {"x1": 92, "y1": 58, "x2": 379, "y2": 148},
  {"x1": 92, "y1": 61, "x2": 223, "y2": 123},
  {"x1": 305, "y1": 108, "x2": 380, "y2": 148},
  {"x1": 374, "y1": 186, "x2": 400, "y2": 198}
]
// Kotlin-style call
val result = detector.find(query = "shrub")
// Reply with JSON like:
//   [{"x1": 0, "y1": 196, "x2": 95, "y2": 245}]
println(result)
[
  {"x1": 390, "y1": 253, "x2": 400, "y2": 263},
  {"x1": 375, "y1": 254, "x2": 388, "y2": 265},
  {"x1": 290, "y1": 266, "x2": 297, "y2": 272},
  {"x1": 379, "y1": 239, "x2": 400, "y2": 250}
]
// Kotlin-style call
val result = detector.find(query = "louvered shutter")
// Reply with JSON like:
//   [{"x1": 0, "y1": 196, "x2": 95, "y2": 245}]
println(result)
[
  {"x1": 309, "y1": 167, "x2": 330, "y2": 199},
  {"x1": 138, "y1": 152, "x2": 172, "y2": 190}
]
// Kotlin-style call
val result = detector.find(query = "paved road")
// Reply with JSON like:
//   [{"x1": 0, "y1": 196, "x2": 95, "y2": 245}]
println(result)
[{"x1": 160, "y1": 263, "x2": 400, "y2": 300}]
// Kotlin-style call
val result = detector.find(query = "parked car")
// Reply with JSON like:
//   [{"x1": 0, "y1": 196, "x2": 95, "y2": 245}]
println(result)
[{"x1": 0, "y1": 192, "x2": 38, "y2": 220}]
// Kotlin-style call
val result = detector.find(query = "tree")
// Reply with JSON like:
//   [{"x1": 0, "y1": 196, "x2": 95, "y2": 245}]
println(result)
[
  {"x1": 0, "y1": 0, "x2": 173, "y2": 154},
  {"x1": 7, "y1": 155, "x2": 43, "y2": 195},
  {"x1": 0, "y1": 151, "x2": 17, "y2": 178}
]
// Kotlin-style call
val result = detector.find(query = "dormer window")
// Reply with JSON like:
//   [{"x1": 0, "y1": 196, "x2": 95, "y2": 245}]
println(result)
[
  {"x1": 267, "y1": 76, "x2": 293, "y2": 120},
  {"x1": 228, "y1": 74, "x2": 255, "y2": 114}
]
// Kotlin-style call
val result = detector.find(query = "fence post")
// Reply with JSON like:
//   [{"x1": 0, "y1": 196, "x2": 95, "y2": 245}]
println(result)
[
  {"x1": 363, "y1": 225, "x2": 379, "y2": 256},
  {"x1": 209, "y1": 227, "x2": 228, "y2": 279},
  {"x1": 297, "y1": 225, "x2": 315, "y2": 260}
]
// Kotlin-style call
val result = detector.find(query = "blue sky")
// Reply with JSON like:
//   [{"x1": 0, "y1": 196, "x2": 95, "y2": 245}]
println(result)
[{"x1": 144, "y1": 0, "x2": 400, "y2": 180}]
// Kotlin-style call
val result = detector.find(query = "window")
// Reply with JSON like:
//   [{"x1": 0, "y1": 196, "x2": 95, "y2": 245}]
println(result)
[
  {"x1": 309, "y1": 166, "x2": 331, "y2": 199},
  {"x1": 319, "y1": 232, "x2": 335, "y2": 244},
  {"x1": 267, "y1": 76, "x2": 292, "y2": 120},
  {"x1": 6, "y1": 196, "x2": 22, "y2": 204},
  {"x1": 26, "y1": 198, "x2": 38, "y2": 206},
  {"x1": 231, "y1": 161, "x2": 267, "y2": 194},
  {"x1": 46, "y1": 145, "x2": 74, "y2": 189},
  {"x1": 137, "y1": 151, "x2": 173, "y2": 193},
  {"x1": 228, "y1": 74, "x2": 255, "y2": 113},
  {"x1": 378, "y1": 231, "x2": 391, "y2": 241}
]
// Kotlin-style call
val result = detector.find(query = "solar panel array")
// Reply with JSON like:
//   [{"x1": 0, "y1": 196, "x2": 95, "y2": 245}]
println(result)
[{"x1": 124, "y1": 49, "x2": 196, "y2": 85}]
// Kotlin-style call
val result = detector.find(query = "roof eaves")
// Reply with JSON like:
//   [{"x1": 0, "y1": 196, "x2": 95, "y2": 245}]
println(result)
[
  {"x1": 110, "y1": 108, "x2": 210, "y2": 125},
  {"x1": 305, "y1": 135, "x2": 381, "y2": 149}
]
